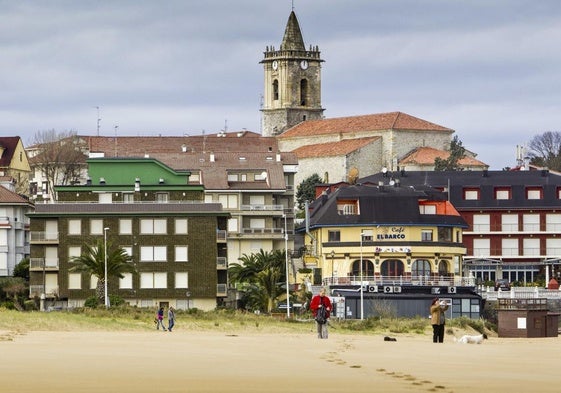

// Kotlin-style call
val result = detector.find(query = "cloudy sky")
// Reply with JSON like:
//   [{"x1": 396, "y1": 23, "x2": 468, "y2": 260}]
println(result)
[{"x1": 2, "y1": 0, "x2": 560, "y2": 169}]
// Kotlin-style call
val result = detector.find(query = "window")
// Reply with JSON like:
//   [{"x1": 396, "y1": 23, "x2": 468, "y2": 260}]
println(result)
[
  {"x1": 546, "y1": 214, "x2": 561, "y2": 232},
  {"x1": 502, "y1": 238, "x2": 519, "y2": 256},
  {"x1": 502, "y1": 214, "x2": 518, "y2": 231},
  {"x1": 140, "y1": 272, "x2": 167, "y2": 289},
  {"x1": 68, "y1": 219, "x2": 81, "y2": 235},
  {"x1": 473, "y1": 214, "x2": 490, "y2": 231},
  {"x1": 421, "y1": 230, "x2": 433, "y2": 241},
  {"x1": 90, "y1": 219, "x2": 103, "y2": 235},
  {"x1": 463, "y1": 188, "x2": 480, "y2": 200},
  {"x1": 228, "y1": 217, "x2": 238, "y2": 232},
  {"x1": 140, "y1": 219, "x2": 167, "y2": 234},
  {"x1": 546, "y1": 238, "x2": 561, "y2": 255},
  {"x1": 119, "y1": 273, "x2": 133, "y2": 289},
  {"x1": 204, "y1": 194, "x2": 213, "y2": 203},
  {"x1": 255, "y1": 172, "x2": 267, "y2": 181},
  {"x1": 250, "y1": 218, "x2": 265, "y2": 229},
  {"x1": 175, "y1": 246, "x2": 188, "y2": 262},
  {"x1": 90, "y1": 276, "x2": 98, "y2": 290},
  {"x1": 337, "y1": 200, "x2": 358, "y2": 215},
  {"x1": 123, "y1": 193, "x2": 134, "y2": 203},
  {"x1": 218, "y1": 194, "x2": 238, "y2": 209},
  {"x1": 250, "y1": 195, "x2": 265, "y2": 206},
  {"x1": 526, "y1": 187, "x2": 542, "y2": 200},
  {"x1": 361, "y1": 229, "x2": 373, "y2": 241},
  {"x1": 523, "y1": 238, "x2": 540, "y2": 256},
  {"x1": 473, "y1": 238, "x2": 490, "y2": 256},
  {"x1": 175, "y1": 219, "x2": 188, "y2": 234},
  {"x1": 300, "y1": 79, "x2": 308, "y2": 105},
  {"x1": 156, "y1": 193, "x2": 169, "y2": 203},
  {"x1": 120, "y1": 219, "x2": 132, "y2": 235},
  {"x1": 227, "y1": 174, "x2": 238, "y2": 182},
  {"x1": 98, "y1": 193, "x2": 112, "y2": 203},
  {"x1": 438, "y1": 227, "x2": 452, "y2": 242},
  {"x1": 273, "y1": 80, "x2": 279, "y2": 100},
  {"x1": 175, "y1": 272, "x2": 189, "y2": 289},
  {"x1": 140, "y1": 246, "x2": 167, "y2": 262},
  {"x1": 328, "y1": 230, "x2": 341, "y2": 242},
  {"x1": 419, "y1": 204, "x2": 436, "y2": 214},
  {"x1": 68, "y1": 246, "x2": 81, "y2": 259},
  {"x1": 523, "y1": 214, "x2": 540, "y2": 232},
  {"x1": 121, "y1": 246, "x2": 132, "y2": 256},
  {"x1": 495, "y1": 188, "x2": 511, "y2": 200},
  {"x1": 412, "y1": 259, "x2": 431, "y2": 276},
  {"x1": 68, "y1": 273, "x2": 81, "y2": 289}
]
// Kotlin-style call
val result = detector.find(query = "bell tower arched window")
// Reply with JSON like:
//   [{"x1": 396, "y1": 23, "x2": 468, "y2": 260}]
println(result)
[
  {"x1": 300, "y1": 79, "x2": 308, "y2": 106},
  {"x1": 273, "y1": 80, "x2": 279, "y2": 101}
]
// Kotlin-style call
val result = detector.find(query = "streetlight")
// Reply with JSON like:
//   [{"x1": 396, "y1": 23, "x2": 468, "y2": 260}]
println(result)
[
  {"x1": 360, "y1": 233, "x2": 364, "y2": 320},
  {"x1": 104, "y1": 227, "x2": 110, "y2": 308},
  {"x1": 186, "y1": 289, "x2": 191, "y2": 310},
  {"x1": 283, "y1": 214, "x2": 290, "y2": 319},
  {"x1": 330, "y1": 250, "x2": 335, "y2": 285}
]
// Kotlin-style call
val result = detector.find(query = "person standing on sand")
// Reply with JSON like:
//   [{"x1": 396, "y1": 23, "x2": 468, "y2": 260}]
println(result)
[
  {"x1": 430, "y1": 297, "x2": 449, "y2": 343},
  {"x1": 168, "y1": 306, "x2": 175, "y2": 332},
  {"x1": 310, "y1": 288, "x2": 332, "y2": 339},
  {"x1": 156, "y1": 307, "x2": 166, "y2": 331}
]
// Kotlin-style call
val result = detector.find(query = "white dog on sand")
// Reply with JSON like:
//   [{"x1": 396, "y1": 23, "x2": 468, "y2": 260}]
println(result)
[{"x1": 454, "y1": 333, "x2": 488, "y2": 344}]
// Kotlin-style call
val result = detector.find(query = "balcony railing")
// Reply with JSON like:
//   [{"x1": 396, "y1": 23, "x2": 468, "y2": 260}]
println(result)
[
  {"x1": 323, "y1": 275, "x2": 475, "y2": 287},
  {"x1": 217, "y1": 257, "x2": 227, "y2": 269},
  {"x1": 216, "y1": 230, "x2": 227, "y2": 241},
  {"x1": 30, "y1": 232, "x2": 59, "y2": 242},
  {"x1": 240, "y1": 204, "x2": 284, "y2": 211},
  {"x1": 29, "y1": 258, "x2": 59, "y2": 270},
  {"x1": 29, "y1": 285, "x2": 59, "y2": 297}
]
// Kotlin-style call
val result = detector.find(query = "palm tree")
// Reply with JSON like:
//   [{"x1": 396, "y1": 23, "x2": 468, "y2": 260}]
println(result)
[
  {"x1": 69, "y1": 238, "x2": 136, "y2": 305},
  {"x1": 229, "y1": 249, "x2": 287, "y2": 312}
]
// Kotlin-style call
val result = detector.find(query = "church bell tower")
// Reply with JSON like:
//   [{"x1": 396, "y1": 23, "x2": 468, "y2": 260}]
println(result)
[{"x1": 260, "y1": 11, "x2": 324, "y2": 137}]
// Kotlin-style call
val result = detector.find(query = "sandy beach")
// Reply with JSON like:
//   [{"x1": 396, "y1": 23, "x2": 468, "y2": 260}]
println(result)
[{"x1": 1, "y1": 327, "x2": 559, "y2": 393}]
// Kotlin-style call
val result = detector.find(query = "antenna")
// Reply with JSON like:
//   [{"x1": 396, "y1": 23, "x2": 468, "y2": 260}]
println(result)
[
  {"x1": 292, "y1": 0, "x2": 295, "y2": 11},
  {"x1": 94, "y1": 106, "x2": 101, "y2": 136},
  {"x1": 114, "y1": 125, "x2": 118, "y2": 157}
]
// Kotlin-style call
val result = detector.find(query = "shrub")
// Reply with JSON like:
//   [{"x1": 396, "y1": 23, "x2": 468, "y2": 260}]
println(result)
[{"x1": 84, "y1": 296, "x2": 99, "y2": 308}]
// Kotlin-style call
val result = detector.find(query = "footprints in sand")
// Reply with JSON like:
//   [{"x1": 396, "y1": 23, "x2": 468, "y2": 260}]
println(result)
[
  {"x1": 376, "y1": 369, "x2": 452, "y2": 392},
  {"x1": 0, "y1": 331, "x2": 24, "y2": 342},
  {"x1": 319, "y1": 339, "x2": 453, "y2": 392}
]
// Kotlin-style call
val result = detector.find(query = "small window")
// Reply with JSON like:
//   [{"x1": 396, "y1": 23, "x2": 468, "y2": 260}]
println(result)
[
  {"x1": 175, "y1": 246, "x2": 189, "y2": 262},
  {"x1": 68, "y1": 219, "x2": 81, "y2": 235},
  {"x1": 156, "y1": 193, "x2": 169, "y2": 203},
  {"x1": 419, "y1": 204, "x2": 436, "y2": 214},
  {"x1": 120, "y1": 219, "x2": 133, "y2": 235},
  {"x1": 495, "y1": 188, "x2": 511, "y2": 200},
  {"x1": 328, "y1": 230, "x2": 341, "y2": 242},
  {"x1": 227, "y1": 174, "x2": 238, "y2": 182},
  {"x1": 123, "y1": 193, "x2": 134, "y2": 203},
  {"x1": 526, "y1": 187, "x2": 542, "y2": 200},
  {"x1": 273, "y1": 80, "x2": 279, "y2": 100},
  {"x1": 463, "y1": 188, "x2": 480, "y2": 200},
  {"x1": 421, "y1": 230, "x2": 433, "y2": 241},
  {"x1": 175, "y1": 219, "x2": 188, "y2": 234},
  {"x1": 361, "y1": 229, "x2": 373, "y2": 241}
]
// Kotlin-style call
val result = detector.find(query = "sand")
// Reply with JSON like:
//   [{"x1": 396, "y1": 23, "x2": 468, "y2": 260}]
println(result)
[{"x1": 0, "y1": 328, "x2": 559, "y2": 393}]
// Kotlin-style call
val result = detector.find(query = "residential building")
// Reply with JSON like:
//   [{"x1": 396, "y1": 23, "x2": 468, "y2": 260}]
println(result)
[
  {"x1": 28, "y1": 158, "x2": 230, "y2": 311},
  {"x1": 86, "y1": 132, "x2": 298, "y2": 267},
  {"x1": 0, "y1": 180, "x2": 33, "y2": 276},
  {"x1": 297, "y1": 182, "x2": 480, "y2": 319},
  {"x1": 362, "y1": 169, "x2": 561, "y2": 286},
  {"x1": 0, "y1": 137, "x2": 31, "y2": 196}
]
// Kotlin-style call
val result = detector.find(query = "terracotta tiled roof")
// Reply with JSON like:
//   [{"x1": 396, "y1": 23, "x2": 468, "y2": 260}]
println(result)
[
  {"x1": 279, "y1": 112, "x2": 452, "y2": 138},
  {"x1": 0, "y1": 137, "x2": 21, "y2": 167},
  {"x1": 0, "y1": 185, "x2": 32, "y2": 204},
  {"x1": 399, "y1": 147, "x2": 488, "y2": 167},
  {"x1": 291, "y1": 137, "x2": 380, "y2": 159}
]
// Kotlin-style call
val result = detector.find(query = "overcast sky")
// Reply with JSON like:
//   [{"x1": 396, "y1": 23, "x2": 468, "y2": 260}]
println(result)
[{"x1": 2, "y1": 0, "x2": 560, "y2": 169}]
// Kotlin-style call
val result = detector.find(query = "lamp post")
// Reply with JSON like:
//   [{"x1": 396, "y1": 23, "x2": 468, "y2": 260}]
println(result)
[
  {"x1": 104, "y1": 227, "x2": 110, "y2": 308},
  {"x1": 360, "y1": 233, "x2": 364, "y2": 320},
  {"x1": 186, "y1": 289, "x2": 191, "y2": 310},
  {"x1": 330, "y1": 250, "x2": 335, "y2": 285},
  {"x1": 284, "y1": 214, "x2": 290, "y2": 319}
]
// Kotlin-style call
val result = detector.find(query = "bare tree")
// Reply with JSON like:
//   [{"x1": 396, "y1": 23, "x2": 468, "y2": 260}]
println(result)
[
  {"x1": 528, "y1": 131, "x2": 561, "y2": 171},
  {"x1": 30, "y1": 130, "x2": 87, "y2": 201}
]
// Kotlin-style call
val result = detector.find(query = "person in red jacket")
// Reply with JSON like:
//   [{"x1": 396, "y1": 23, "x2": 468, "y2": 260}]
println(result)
[{"x1": 310, "y1": 288, "x2": 332, "y2": 339}]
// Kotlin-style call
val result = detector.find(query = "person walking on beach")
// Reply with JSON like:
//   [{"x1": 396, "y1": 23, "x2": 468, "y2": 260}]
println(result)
[
  {"x1": 168, "y1": 306, "x2": 175, "y2": 332},
  {"x1": 430, "y1": 297, "x2": 449, "y2": 343},
  {"x1": 156, "y1": 306, "x2": 166, "y2": 331},
  {"x1": 310, "y1": 288, "x2": 332, "y2": 339}
]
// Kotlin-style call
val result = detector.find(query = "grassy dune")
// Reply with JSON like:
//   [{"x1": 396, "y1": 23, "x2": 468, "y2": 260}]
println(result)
[{"x1": 0, "y1": 307, "x2": 489, "y2": 338}]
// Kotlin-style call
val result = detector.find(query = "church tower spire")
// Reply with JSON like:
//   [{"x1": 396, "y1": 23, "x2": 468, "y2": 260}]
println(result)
[{"x1": 260, "y1": 11, "x2": 324, "y2": 137}]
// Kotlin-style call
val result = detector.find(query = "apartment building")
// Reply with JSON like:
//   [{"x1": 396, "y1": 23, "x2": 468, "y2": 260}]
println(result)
[
  {"x1": 28, "y1": 158, "x2": 230, "y2": 310},
  {"x1": 362, "y1": 169, "x2": 561, "y2": 285}
]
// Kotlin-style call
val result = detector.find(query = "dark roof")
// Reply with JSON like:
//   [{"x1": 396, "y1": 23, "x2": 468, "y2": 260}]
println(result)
[
  {"x1": 281, "y1": 11, "x2": 306, "y2": 51},
  {"x1": 0, "y1": 185, "x2": 32, "y2": 205},
  {"x1": 302, "y1": 183, "x2": 467, "y2": 231},
  {"x1": 361, "y1": 170, "x2": 561, "y2": 209}
]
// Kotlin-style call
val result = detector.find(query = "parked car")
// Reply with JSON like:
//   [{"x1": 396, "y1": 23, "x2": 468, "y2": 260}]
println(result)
[{"x1": 494, "y1": 279, "x2": 511, "y2": 291}]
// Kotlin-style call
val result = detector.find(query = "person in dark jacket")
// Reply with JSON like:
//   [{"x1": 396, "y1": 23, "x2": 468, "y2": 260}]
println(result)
[
  {"x1": 310, "y1": 288, "x2": 332, "y2": 339},
  {"x1": 156, "y1": 307, "x2": 167, "y2": 331}
]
